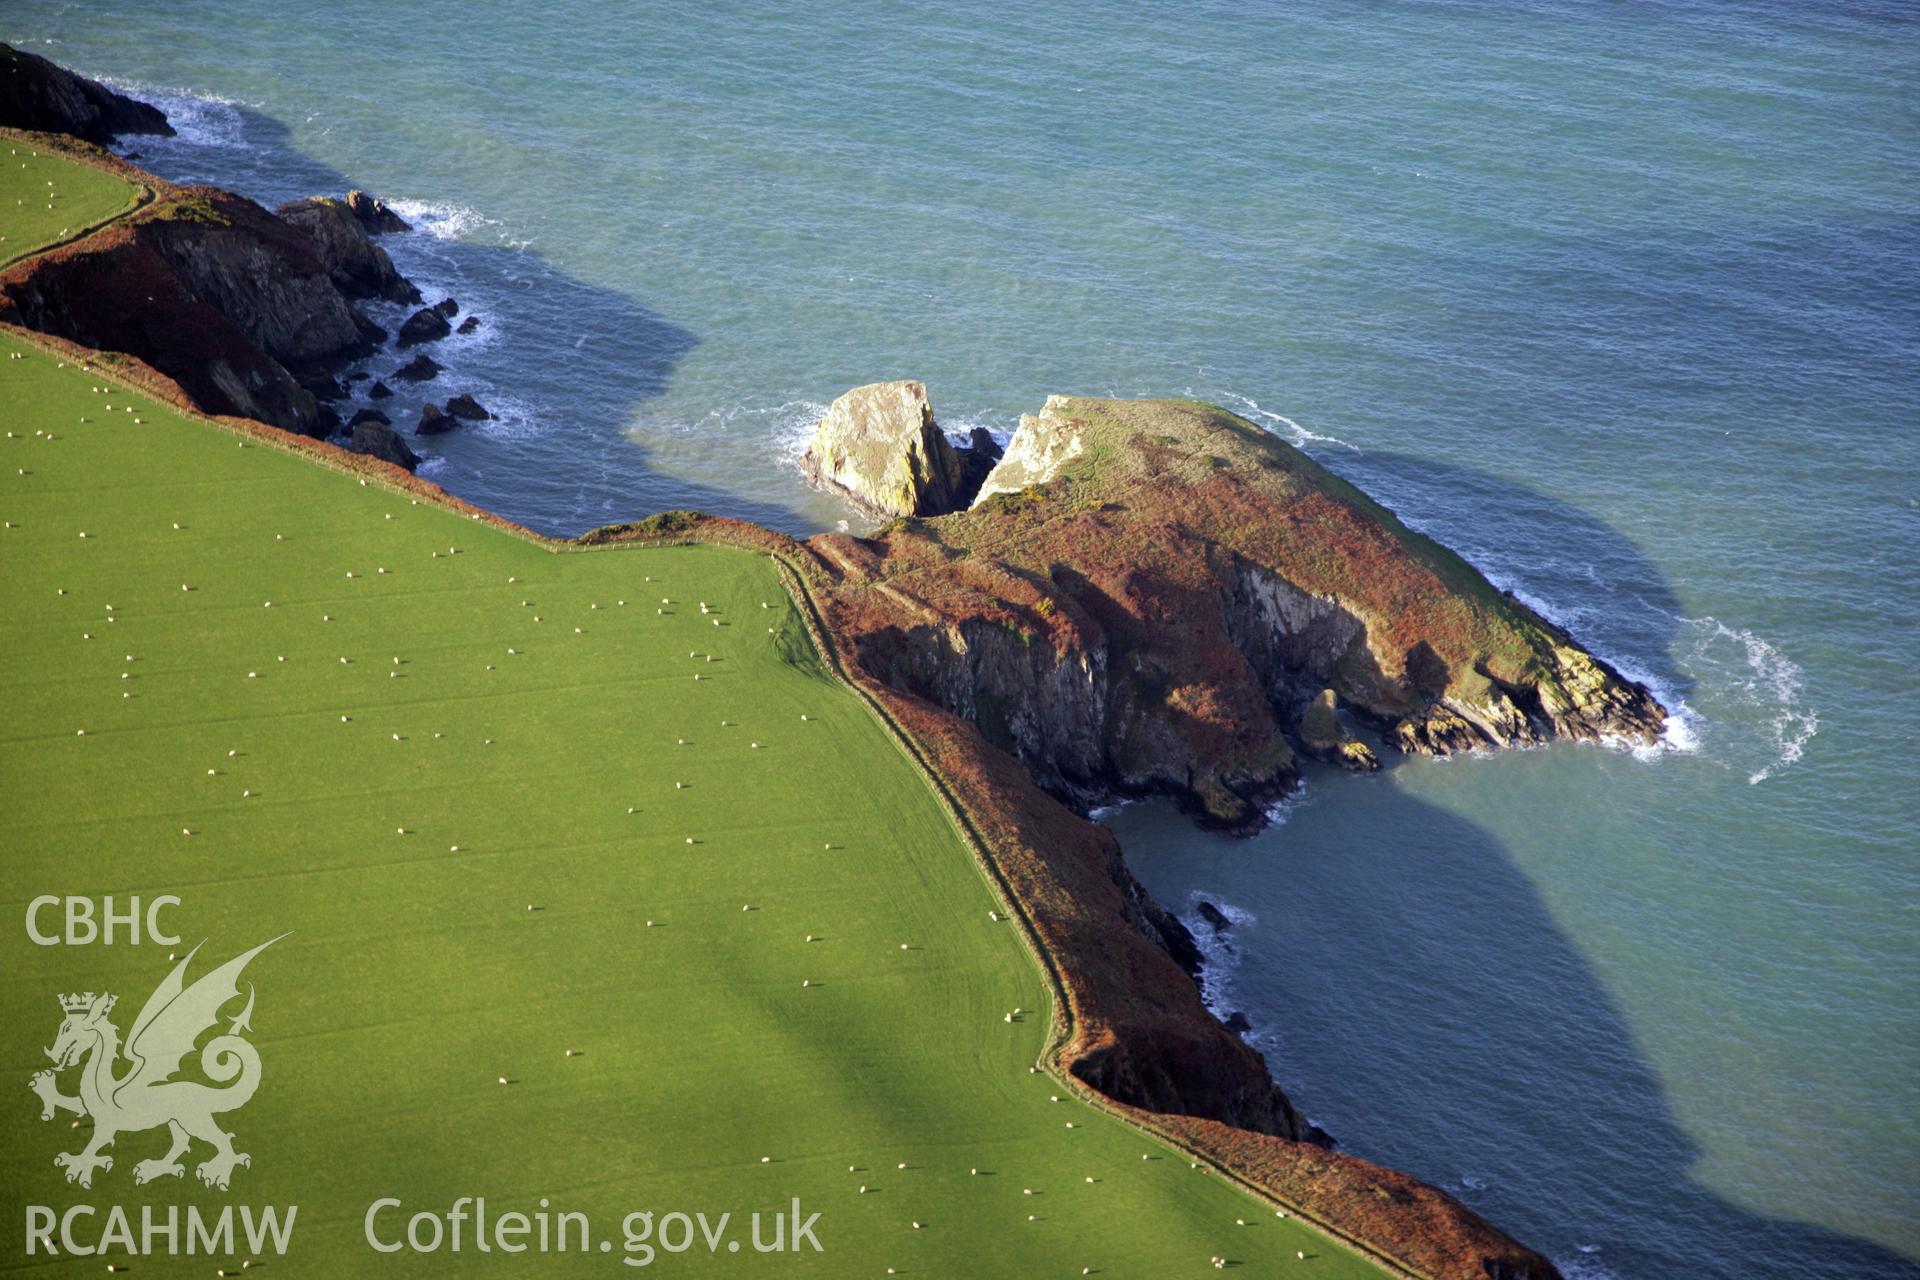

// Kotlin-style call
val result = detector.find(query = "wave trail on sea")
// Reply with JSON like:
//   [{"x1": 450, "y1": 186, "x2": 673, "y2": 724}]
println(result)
[
  {"x1": 1199, "y1": 386, "x2": 1362, "y2": 453},
  {"x1": 1677, "y1": 617, "x2": 1818, "y2": 785}
]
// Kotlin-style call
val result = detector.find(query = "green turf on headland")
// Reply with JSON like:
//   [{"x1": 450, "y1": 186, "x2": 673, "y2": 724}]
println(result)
[
  {"x1": 0, "y1": 142, "x2": 142, "y2": 266},
  {"x1": 0, "y1": 330, "x2": 1386, "y2": 1276}
]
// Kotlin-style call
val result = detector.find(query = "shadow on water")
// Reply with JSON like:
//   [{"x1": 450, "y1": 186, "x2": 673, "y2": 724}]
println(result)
[
  {"x1": 1117, "y1": 453, "x2": 1915, "y2": 1280},
  {"x1": 126, "y1": 100, "x2": 812, "y2": 537}
]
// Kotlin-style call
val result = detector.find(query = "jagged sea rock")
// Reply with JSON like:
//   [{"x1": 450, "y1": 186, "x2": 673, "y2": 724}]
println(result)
[
  {"x1": 0, "y1": 43, "x2": 173, "y2": 145},
  {"x1": 391, "y1": 353, "x2": 441, "y2": 383},
  {"x1": 397, "y1": 304, "x2": 452, "y2": 348},
  {"x1": 348, "y1": 421, "x2": 420, "y2": 471},
  {"x1": 801, "y1": 380, "x2": 973, "y2": 518},
  {"x1": 456, "y1": 315, "x2": 480, "y2": 334},
  {"x1": 444, "y1": 393, "x2": 492, "y2": 421},
  {"x1": 347, "y1": 408, "x2": 390, "y2": 430},
  {"x1": 368, "y1": 379, "x2": 393, "y2": 399},
  {"x1": 275, "y1": 196, "x2": 421, "y2": 305},
  {"x1": 345, "y1": 189, "x2": 410, "y2": 235},
  {"x1": 416, "y1": 402, "x2": 456, "y2": 435},
  {"x1": 972, "y1": 395, "x2": 1090, "y2": 506}
]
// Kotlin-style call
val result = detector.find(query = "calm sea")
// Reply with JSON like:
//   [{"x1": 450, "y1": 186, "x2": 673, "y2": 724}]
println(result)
[{"x1": 8, "y1": 2, "x2": 1916, "y2": 1275}]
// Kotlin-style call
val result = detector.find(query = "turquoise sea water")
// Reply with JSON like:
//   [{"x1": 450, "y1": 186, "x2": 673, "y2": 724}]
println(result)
[{"x1": 6, "y1": 2, "x2": 1916, "y2": 1275}]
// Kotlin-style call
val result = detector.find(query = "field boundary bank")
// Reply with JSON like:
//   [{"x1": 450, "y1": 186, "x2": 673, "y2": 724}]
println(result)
[{"x1": 0, "y1": 126, "x2": 159, "y2": 268}]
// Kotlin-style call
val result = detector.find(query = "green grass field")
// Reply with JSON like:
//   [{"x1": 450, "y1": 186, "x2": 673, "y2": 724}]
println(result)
[
  {"x1": 0, "y1": 327, "x2": 1385, "y2": 1277},
  {"x1": 0, "y1": 142, "x2": 143, "y2": 266}
]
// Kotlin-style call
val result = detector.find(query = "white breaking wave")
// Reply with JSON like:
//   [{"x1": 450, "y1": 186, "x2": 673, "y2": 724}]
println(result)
[
  {"x1": 385, "y1": 198, "x2": 504, "y2": 244},
  {"x1": 97, "y1": 80, "x2": 251, "y2": 150},
  {"x1": 1679, "y1": 617, "x2": 1818, "y2": 785}
]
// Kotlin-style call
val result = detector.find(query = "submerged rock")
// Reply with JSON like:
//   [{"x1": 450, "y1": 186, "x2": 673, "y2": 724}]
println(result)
[
  {"x1": 390, "y1": 354, "x2": 442, "y2": 383},
  {"x1": 0, "y1": 42, "x2": 174, "y2": 145},
  {"x1": 444, "y1": 393, "x2": 492, "y2": 421},
  {"x1": 348, "y1": 421, "x2": 420, "y2": 471},
  {"x1": 801, "y1": 380, "x2": 973, "y2": 518},
  {"x1": 275, "y1": 195, "x2": 422, "y2": 305}
]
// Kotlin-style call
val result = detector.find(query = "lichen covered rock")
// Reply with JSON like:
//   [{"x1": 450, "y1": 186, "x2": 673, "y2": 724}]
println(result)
[
  {"x1": 801, "y1": 380, "x2": 973, "y2": 518},
  {"x1": 1300, "y1": 688, "x2": 1381, "y2": 772}
]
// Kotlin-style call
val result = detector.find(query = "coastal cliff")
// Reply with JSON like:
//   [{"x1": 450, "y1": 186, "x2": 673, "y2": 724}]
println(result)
[
  {"x1": 813, "y1": 393, "x2": 1665, "y2": 831},
  {"x1": 0, "y1": 175, "x2": 383, "y2": 435},
  {"x1": 0, "y1": 43, "x2": 173, "y2": 146},
  {"x1": 1, "y1": 58, "x2": 1580, "y2": 1278}
]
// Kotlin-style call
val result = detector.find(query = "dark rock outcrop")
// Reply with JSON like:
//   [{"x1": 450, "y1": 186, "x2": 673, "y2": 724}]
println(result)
[
  {"x1": 444, "y1": 393, "x2": 492, "y2": 421},
  {"x1": 397, "y1": 303, "x2": 451, "y2": 348},
  {"x1": 957, "y1": 425, "x2": 1004, "y2": 497},
  {"x1": 368, "y1": 379, "x2": 393, "y2": 399},
  {"x1": 0, "y1": 182, "x2": 388, "y2": 436},
  {"x1": 301, "y1": 373, "x2": 348, "y2": 403},
  {"x1": 348, "y1": 420, "x2": 420, "y2": 470},
  {"x1": 275, "y1": 195, "x2": 421, "y2": 305},
  {"x1": 133, "y1": 187, "x2": 384, "y2": 374},
  {"x1": 1195, "y1": 900, "x2": 1233, "y2": 932},
  {"x1": 391, "y1": 353, "x2": 441, "y2": 383},
  {"x1": 416, "y1": 402, "x2": 455, "y2": 435},
  {"x1": 0, "y1": 44, "x2": 173, "y2": 145},
  {"x1": 347, "y1": 408, "x2": 390, "y2": 429},
  {"x1": 456, "y1": 315, "x2": 480, "y2": 334},
  {"x1": 345, "y1": 189, "x2": 410, "y2": 235}
]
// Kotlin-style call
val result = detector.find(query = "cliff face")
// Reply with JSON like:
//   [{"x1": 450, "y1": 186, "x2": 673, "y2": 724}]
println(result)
[
  {"x1": 816, "y1": 395, "x2": 1666, "y2": 831},
  {"x1": 275, "y1": 195, "x2": 421, "y2": 305},
  {"x1": 0, "y1": 43, "x2": 173, "y2": 145},
  {"x1": 0, "y1": 158, "x2": 390, "y2": 436}
]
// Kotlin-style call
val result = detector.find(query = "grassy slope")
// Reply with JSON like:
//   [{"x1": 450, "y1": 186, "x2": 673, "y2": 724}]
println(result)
[
  {"x1": 0, "y1": 141, "x2": 142, "y2": 266},
  {"x1": 0, "y1": 330, "x2": 1382, "y2": 1277}
]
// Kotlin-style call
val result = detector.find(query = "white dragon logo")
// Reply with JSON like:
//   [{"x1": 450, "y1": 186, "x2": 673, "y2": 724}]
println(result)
[{"x1": 28, "y1": 936, "x2": 284, "y2": 1190}]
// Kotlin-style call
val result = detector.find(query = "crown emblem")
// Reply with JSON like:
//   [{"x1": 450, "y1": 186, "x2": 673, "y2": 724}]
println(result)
[{"x1": 59, "y1": 992, "x2": 114, "y2": 1015}]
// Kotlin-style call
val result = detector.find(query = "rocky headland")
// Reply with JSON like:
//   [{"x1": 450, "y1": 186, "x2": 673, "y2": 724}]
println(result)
[
  {"x1": 0, "y1": 54, "x2": 496, "y2": 469},
  {"x1": 0, "y1": 57, "x2": 1674, "y2": 1280},
  {"x1": 800, "y1": 385, "x2": 1665, "y2": 832},
  {"x1": 0, "y1": 43, "x2": 173, "y2": 146}
]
